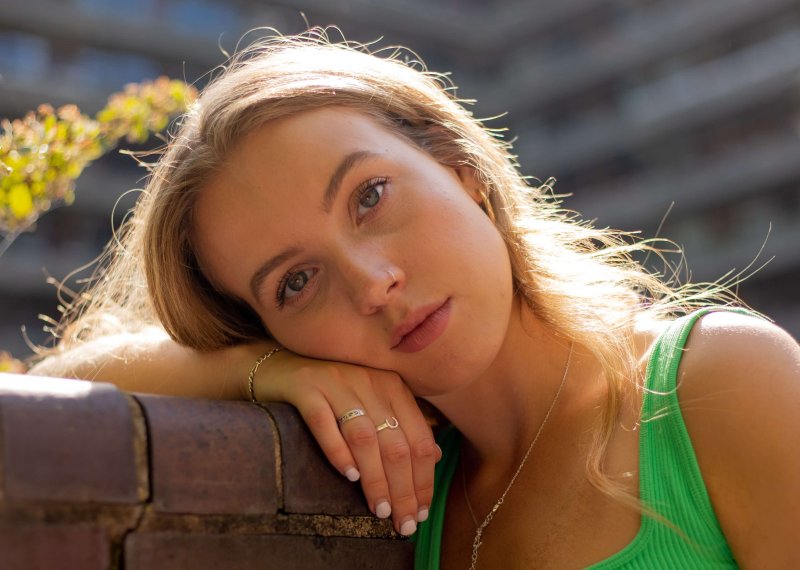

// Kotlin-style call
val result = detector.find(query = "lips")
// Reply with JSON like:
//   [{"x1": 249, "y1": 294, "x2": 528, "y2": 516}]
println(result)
[{"x1": 391, "y1": 298, "x2": 452, "y2": 353}]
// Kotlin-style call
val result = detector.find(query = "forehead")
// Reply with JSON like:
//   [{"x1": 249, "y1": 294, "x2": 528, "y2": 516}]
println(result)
[
  {"x1": 190, "y1": 107, "x2": 412, "y2": 297},
  {"x1": 234, "y1": 107, "x2": 395, "y2": 163},
  {"x1": 198, "y1": 106, "x2": 410, "y2": 212},
  {"x1": 205, "y1": 107, "x2": 410, "y2": 199}
]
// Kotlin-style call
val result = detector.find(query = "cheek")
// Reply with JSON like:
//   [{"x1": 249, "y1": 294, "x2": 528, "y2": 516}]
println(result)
[{"x1": 436, "y1": 199, "x2": 510, "y2": 283}]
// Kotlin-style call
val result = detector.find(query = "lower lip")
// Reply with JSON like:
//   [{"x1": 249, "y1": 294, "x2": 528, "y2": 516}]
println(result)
[{"x1": 394, "y1": 299, "x2": 451, "y2": 354}]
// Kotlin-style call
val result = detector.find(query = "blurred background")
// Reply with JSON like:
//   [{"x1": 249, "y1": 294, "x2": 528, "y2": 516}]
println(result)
[{"x1": 1, "y1": 0, "x2": 799, "y2": 359}]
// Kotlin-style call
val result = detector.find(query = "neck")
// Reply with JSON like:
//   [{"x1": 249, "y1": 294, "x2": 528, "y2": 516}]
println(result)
[{"x1": 426, "y1": 298, "x2": 599, "y2": 478}]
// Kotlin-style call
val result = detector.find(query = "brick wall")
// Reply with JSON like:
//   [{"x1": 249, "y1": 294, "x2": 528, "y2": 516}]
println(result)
[{"x1": 0, "y1": 373, "x2": 413, "y2": 569}]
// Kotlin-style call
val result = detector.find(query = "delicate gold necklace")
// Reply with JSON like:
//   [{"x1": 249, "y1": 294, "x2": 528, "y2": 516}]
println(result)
[{"x1": 461, "y1": 343, "x2": 574, "y2": 570}]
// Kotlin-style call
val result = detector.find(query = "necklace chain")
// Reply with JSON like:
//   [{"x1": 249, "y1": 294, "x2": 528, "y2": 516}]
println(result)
[{"x1": 461, "y1": 343, "x2": 574, "y2": 570}]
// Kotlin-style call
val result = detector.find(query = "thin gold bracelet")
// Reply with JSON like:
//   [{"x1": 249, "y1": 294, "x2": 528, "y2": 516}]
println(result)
[{"x1": 248, "y1": 346, "x2": 283, "y2": 403}]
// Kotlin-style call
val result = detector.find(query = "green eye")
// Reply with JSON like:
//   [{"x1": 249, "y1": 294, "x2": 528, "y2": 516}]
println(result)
[
  {"x1": 356, "y1": 180, "x2": 386, "y2": 219},
  {"x1": 359, "y1": 185, "x2": 381, "y2": 208},
  {"x1": 276, "y1": 268, "x2": 316, "y2": 308}
]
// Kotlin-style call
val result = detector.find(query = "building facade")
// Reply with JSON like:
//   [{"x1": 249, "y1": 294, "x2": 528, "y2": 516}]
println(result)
[{"x1": 1, "y1": 0, "x2": 798, "y2": 357}]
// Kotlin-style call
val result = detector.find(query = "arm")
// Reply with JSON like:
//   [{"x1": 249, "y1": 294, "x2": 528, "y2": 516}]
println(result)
[
  {"x1": 678, "y1": 311, "x2": 800, "y2": 568},
  {"x1": 28, "y1": 329, "x2": 439, "y2": 536},
  {"x1": 28, "y1": 327, "x2": 268, "y2": 400}
]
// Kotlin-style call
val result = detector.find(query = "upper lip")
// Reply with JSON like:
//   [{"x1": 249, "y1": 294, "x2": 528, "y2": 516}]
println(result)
[{"x1": 390, "y1": 299, "x2": 448, "y2": 348}]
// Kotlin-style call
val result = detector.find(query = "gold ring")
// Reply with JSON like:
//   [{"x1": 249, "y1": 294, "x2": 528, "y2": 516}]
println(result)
[
  {"x1": 376, "y1": 416, "x2": 400, "y2": 432},
  {"x1": 337, "y1": 408, "x2": 366, "y2": 426}
]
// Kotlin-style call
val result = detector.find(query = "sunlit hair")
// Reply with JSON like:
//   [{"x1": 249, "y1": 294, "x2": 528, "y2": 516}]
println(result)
[{"x1": 48, "y1": 28, "x2": 740, "y2": 513}]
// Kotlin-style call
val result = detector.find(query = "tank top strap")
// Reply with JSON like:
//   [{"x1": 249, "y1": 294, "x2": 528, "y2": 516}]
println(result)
[
  {"x1": 643, "y1": 306, "x2": 756, "y2": 396},
  {"x1": 631, "y1": 306, "x2": 757, "y2": 567}
]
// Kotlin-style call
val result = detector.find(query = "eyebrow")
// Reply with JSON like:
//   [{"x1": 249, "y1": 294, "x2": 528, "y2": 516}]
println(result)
[
  {"x1": 321, "y1": 150, "x2": 375, "y2": 213},
  {"x1": 249, "y1": 246, "x2": 301, "y2": 303},
  {"x1": 249, "y1": 150, "x2": 375, "y2": 303}
]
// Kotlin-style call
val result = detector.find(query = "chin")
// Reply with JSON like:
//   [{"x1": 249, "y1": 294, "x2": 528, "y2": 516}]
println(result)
[{"x1": 412, "y1": 344, "x2": 499, "y2": 398}]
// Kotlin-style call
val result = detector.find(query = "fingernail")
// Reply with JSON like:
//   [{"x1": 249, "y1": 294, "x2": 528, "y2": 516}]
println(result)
[
  {"x1": 344, "y1": 467, "x2": 360, "y2": 482},
  {"x1": 376, "y1": 501, "x2": 392, "y2": 519},
  {"x1": 400, "y1": 519, "x2": 417, "y2": 536},
  {"x1": 417, "y1": 506, "x2": 429, "y2": 522},
  {"x1": 435, "y1": 444, "x2": 443, "y2": 461}
]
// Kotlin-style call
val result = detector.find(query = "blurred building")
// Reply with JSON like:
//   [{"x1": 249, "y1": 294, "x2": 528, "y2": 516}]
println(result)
[{"x1": 1, "y1": 0, "x2": 798, "y2": 357}]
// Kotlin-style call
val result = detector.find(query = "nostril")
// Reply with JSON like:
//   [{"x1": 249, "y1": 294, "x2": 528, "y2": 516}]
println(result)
[
  {"x1": 386, "y1": 268, "x2": 404, "y2": 292},
  {"x1": 348, "y1": 265, "x2": 401, "y2": 315}
]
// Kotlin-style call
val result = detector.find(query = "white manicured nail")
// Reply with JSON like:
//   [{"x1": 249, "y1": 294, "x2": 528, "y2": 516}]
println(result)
[
  {"x1": 376, "y1": 501, "x2": 391, "y2": 519},
  {"x1": 417, "y1": 507, "x2": 429, "y2": 522},
  {"x1": 344, "y1": 467, "x2": 360, "y2": 482},
  {"x1": 400, "y1": 519, "x2": 417, "y2": 536}
]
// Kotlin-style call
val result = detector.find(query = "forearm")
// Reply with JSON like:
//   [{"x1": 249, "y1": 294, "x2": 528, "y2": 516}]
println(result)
[{"x1": 28, "y1": 328, "x2": 276, "y2": 400}]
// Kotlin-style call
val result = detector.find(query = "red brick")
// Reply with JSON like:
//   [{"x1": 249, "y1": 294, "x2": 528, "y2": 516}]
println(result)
[
  {"x1": 125, "y1": 531, "x2": 413, "y2": 569},
  {"x1": 0, "y1": 374, "x2": 140, "y2": 504},
  {"x1": 137, "y1": 395, "x2": 277, "y2": 515},
  {"x1": 0, "y1": 525, "x2": 109, "y2": 570},
  {"x1": 265, "y1": 403, "x2": 370, "y2": 516}
]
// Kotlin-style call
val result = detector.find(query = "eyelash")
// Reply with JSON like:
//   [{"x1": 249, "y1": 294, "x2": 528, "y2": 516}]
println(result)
[{"x1": 274, "y1": 176, "x2": 390, "y2": 309}]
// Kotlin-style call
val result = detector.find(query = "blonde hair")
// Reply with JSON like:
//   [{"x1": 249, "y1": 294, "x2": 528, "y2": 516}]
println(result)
[{"x1": 48, "y1": 29, "x2": 738, "y2": 512}]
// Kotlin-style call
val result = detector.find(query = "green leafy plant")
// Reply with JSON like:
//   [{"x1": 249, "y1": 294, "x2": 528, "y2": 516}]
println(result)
[
  {"x1": 0, "y1": 77, "x2": 198, "y2": 371},
  {"x1": 0, "y1": 77, "x2": 197, "y2": 251}
]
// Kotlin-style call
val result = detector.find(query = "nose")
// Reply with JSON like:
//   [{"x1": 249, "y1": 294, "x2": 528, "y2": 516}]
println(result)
[{"x1": 341, "y1": 256, "x2": 403, "y2": 315}]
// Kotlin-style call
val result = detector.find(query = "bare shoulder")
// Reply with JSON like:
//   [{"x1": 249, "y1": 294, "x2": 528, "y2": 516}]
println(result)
[{"x1": 677, "y1": 310, "x2": 800, "y2": 567}]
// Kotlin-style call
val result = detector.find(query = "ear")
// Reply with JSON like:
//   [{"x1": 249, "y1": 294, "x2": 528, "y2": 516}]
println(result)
[{"x1": 454, "y1": 166, "x2": 483, "y2": 204}]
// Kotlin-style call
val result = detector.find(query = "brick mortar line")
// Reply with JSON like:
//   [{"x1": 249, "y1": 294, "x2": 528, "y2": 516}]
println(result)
[
  {"x1": 276, "y1": 512, "x2": 399, "y2": 539},
  {"x1": 254, "y1": 403, "x2": 286, "y2": 512},
  {"x1": 116, "y1": 393, "x2": 157, "y2": 570},
  {"x1": 134, "y1": 508, "x2": 399, "y2": 539},
  {"x1": 123, "y1": 394, "x2": 150, "y2": 503}
]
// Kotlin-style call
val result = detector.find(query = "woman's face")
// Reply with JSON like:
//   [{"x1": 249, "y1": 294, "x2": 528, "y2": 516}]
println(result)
[{"x1": 193, "y1": 107, "x2": 514, "y2": 396}]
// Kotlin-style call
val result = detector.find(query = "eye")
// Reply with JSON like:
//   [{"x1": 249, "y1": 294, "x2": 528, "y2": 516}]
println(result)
[
  {"x1": 356, "y1": 179, "x2": 386, "y2": 219},
  {"x1": 286, "y1": 271, "x2": 309, "y2": 294},
  {"x1": 276, "y1": 268, "x2": 315, "y2": 307}
]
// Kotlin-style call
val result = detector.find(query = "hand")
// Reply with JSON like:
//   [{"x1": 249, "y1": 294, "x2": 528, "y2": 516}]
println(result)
[{"x1": 255, "y1": 350, "x2": 441, "y2": 536}]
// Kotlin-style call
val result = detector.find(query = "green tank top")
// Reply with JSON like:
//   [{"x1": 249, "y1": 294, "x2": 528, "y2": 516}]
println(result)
[{"x1": 414, "y1": 308, "x2": 748, "y2": 568}]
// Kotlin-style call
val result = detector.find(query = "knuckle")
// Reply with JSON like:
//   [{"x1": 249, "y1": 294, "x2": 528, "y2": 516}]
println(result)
[
  {"x1": 412, "y1": 437, "x2": 438, "y2": 461},
  {"x1": 360, "y1": 475, "x2": 387, "y2": 493},
  {"x1": 384, "y1": 371, "x2": 406, "y2": 388},
  {"x1": 346, "y1": 426, "x2": 377, "y2": 448},
  {"x1": 374, "y1": 373, "x2": 411, "y2": 401},
  {"x1": 414, "y1": 481, "x2": 434, "y2": 498},
  {"x1": 384, "y1": 378, "x2": 409, "y2": 398},
  {"x1": 371, "y1": 368, "x2": 402, "y2": 384},
  {"x1": 390, "y1": 491, "x2": 417, "y2": 508},
  {"x1": 294, "y1": 364, "x2": 327, "y2": 387},
  {"x1": 383, "y1": 440, "x2": 411, "y2": 465},
  {"x1": 303, "y1": 406, "x2": 330, "y2": 430},
  {"x1": 303, "y1": 362, "x2": 362, "y2": 391},
  {"x1": 327, "y1": 364, "x2": 355, "y2": 384}
]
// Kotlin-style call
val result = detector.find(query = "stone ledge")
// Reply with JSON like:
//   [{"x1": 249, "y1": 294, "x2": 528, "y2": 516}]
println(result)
[{"x1": 0, "y1": 373, "x2": 411, "y2": 569}]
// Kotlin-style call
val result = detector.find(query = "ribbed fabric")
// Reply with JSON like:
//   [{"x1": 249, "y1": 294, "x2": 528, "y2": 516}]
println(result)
[{"x1": 415, "y1": 308, "x2": 748, "y2": 569}]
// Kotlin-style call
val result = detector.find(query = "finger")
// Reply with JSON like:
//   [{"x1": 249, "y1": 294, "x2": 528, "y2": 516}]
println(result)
[
  {"x1": 296, "y1": 396, "x2": 361, "y2": 483},
  {"x1": 366, "y1": 408, "x2": 418, "y2": 536},
  {"x1": 390, "y1": 395, "x2": 439, "y2": 523},
  {"x1": 354, "y1": 392, "x2": 417, "y2": 536},
  {"x1": 338, "y1": 414, "x2": 392, "y2": 519}
]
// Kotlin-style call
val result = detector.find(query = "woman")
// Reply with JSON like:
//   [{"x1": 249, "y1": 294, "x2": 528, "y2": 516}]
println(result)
[{"x1": 30, "y1": 31, "x2": 799, "y2": 568}]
